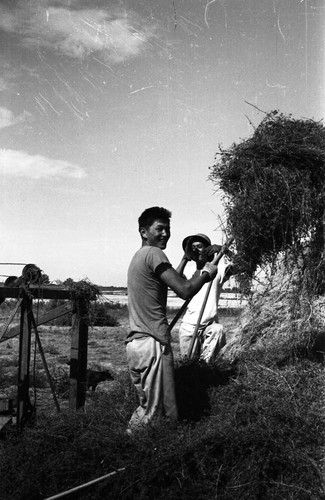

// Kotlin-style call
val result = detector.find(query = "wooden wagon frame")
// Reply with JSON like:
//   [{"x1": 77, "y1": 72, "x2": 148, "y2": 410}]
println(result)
[{"x1": 0, "y1": 283, "x2": 90, "y2": 432}]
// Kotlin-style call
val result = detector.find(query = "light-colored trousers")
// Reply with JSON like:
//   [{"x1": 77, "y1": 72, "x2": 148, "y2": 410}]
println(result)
[
  {"x1": 126, "y1": 336, "x2": 178, "y2": 431},
  {"x1": 179, "y1": 321, "x2": 226, "y2": 362}
]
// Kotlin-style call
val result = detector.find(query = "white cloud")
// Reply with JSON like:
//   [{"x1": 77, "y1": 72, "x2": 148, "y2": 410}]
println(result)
[
  {"x1": 0, "y1": 1, "x2": 155, "y2": 63},
  {"x1": 0, "y1": 78, "x2": 9, "y2": 92},
  {"x1": 0, "y1": 149, "x2": 87, "y2": 179},
  {"x1": 0, "y1": 59, "x2": 20, "y2": 93},
  {"x1": 0, "y1": 107, "x2": 31, "y2": 129}
]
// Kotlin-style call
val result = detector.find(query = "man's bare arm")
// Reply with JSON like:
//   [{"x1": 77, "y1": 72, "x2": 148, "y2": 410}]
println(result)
[
  {"x1": 158, "y1": 266, "x2": 211, "y2": 300},
  {"x1": 175, "y1": 254, "x2": 189, "y2": 276}
]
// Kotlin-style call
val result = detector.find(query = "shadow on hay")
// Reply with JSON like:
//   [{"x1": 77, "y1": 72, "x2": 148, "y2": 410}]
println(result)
[{"x1": 174, "y1": 358, "x2": 236, "y2": 421}]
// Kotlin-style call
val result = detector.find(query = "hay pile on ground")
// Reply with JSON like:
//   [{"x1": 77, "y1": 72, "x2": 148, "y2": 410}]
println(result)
[{"x1": 222, "y1": 261, "x2": 325, "y2": 367}]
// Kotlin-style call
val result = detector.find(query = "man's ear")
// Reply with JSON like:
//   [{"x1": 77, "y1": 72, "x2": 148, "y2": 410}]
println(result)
[{"x1": 139, "y1": 227, "x2": 147, "y2": 240}]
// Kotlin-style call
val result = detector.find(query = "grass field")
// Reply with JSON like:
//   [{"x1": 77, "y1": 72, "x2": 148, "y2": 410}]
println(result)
[{"x1": 0, "y1": 299, "x2": 324, "y2": 500}]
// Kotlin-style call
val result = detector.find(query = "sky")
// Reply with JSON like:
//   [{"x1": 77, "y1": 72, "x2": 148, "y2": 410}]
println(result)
[{"x1": 0, "y1": 0, "x2": 324, "y2": 286}]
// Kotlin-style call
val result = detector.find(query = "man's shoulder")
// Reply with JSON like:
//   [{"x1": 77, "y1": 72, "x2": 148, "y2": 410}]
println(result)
[
  {"x1": 129, "y1": 246, "x2": 170, "y2": 269},
  {"x1": 146, "y1": 247, "x2": 170, "y2": 268},
  {"x1": 135, "y1": 246, "x2": 168, "y2": 259},
  {"x1": 148, "y1": 246, "x2": 168, "y2": 256}
]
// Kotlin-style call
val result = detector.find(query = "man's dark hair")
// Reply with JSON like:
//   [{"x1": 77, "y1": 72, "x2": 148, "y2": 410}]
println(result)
[{"x1": 138, "y1": 207, "x2": 172, "y2": 230}]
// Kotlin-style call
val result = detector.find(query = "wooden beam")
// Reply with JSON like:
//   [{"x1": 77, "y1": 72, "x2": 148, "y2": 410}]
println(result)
[
  {"x1": 69, "y1": 299, "x2": 88, "y2": 410},
  {"x1": 30, "y1": 302, "x2": 73, "y2": 326},
  {"x1": 0, "y1": 285, "x2": 71, "y2": 300},
  {"x1": 0, "y1": 302, "x2": 73, "y2": 342},
  {"x1": 16, "y1": 296, "x2": 34, "y2": 431}
]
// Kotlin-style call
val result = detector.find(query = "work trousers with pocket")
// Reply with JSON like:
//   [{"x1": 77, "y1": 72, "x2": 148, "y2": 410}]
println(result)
[
  {"x1": 126, "y1": 336, "x2": 178, "y2": 432},
  {"x1": 179, "y1": 321, "x2": 226, "y2": 362}
]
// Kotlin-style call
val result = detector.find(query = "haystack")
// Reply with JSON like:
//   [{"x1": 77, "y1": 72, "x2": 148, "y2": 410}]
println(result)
[{"x1": 222, "y1": 260, "x2": 325, "y2": 367}]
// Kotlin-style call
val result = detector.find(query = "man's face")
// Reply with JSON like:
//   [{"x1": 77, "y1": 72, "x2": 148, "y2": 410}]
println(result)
[
  {"x1": 191, "y1": 241, "x2": 208, "y2": 265},
  {"x1": 141, "y1": 219, "x2": 170, "y2": 249}
]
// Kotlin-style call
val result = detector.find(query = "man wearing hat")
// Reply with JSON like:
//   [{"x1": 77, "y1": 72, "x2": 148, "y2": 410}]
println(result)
[
  {"x1": 126, "y1": 208, "x2": 219, "y2": 434},
  {"x1": 177, "y1": 233, "x2": 233, "y2": 362}
]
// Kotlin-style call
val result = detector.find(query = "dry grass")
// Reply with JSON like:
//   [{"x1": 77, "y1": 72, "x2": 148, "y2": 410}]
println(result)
[{"x1": 0, "y1": 292, "x2": 324, "y2": 500}]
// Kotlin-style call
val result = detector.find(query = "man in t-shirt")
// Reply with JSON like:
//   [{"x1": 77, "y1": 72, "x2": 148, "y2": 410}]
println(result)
[
  {"x1": 126, "y1": 207, "x2": 218, "y2": 434},
  {"x1": 177, "y1": 233, "x2": 233, "y2": 362}
]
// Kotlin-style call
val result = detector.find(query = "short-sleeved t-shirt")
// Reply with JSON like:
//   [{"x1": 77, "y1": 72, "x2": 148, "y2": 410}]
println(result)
[
  {"x1": 127, "y1": 246, "x2": 172, "y2": 344},
  {"x1": 181, "y1": 257, "x2": 228, "y2": 326}
]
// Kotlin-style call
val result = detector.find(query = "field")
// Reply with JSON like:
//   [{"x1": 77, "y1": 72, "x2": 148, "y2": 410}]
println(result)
[
  {"x1": 0, "y1": 302, "x2": 237, "y2": 413},
  {"x1": 0, "y1": 298, "x2": 324, "y2": 500}
]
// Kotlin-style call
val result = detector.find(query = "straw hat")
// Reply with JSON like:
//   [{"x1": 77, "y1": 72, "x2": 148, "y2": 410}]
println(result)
[
  {"x1": 182, "y1": 233, "x2": 223, "y2": 261},
  {"x1": 182, "y1": 233, "x2": 211, "y2": 252}
]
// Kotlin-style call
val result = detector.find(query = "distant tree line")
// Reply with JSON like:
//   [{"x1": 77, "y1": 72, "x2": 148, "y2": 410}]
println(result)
[{"x1": 99, "y1": 286, "x2": 127, "y2": 294}]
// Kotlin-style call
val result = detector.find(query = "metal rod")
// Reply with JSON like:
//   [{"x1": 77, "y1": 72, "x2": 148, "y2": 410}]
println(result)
[
  {"x1": 0, "y1": 262, "x2": 27, "y2": 266},
  {"x1": 0, "y1": 299, "x2": 23, "y2": 341},
  {"x1": 44, "y1": 467, "x2": 126, "y2": 499},
  {"x1": 30, "y1": 312, "x2": 61, "y2": 413}
]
